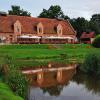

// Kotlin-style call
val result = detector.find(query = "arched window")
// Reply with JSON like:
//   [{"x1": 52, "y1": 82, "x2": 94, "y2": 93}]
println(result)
[
  {"x1": 57, "y1": 24, "x2": 63, "y2": 36},
  {"x1": 16, "y1": 26, "x2": 20, "y2": 32},
  {"x1": 58, "y1": 29, "x2": 61, "y2": 34},
  {"x1": 14, "y1": 20, "x2": 21, "y2": 34},
  {"x1": 39, "y1": 27, "x2": 42, "y2": 33},
  {"x1": 37, "y1": 23, "x2": 43, "y2": 35}
]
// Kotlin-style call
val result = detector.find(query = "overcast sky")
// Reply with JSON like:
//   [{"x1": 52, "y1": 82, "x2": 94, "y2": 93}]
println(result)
[{"x1": 0, "y1": 0, "x2": 100, "y2": 20}]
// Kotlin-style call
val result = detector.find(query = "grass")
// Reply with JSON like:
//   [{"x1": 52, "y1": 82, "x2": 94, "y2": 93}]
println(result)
[
  {"x1": 0, "y1": 44, "x2": 100, "y2": 67},
  {"x1": 0, "y1": 82, "x2": 23, "y2": 100}
]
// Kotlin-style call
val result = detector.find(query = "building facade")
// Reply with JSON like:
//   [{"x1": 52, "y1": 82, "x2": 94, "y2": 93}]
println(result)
[
  {"x1": 80, "y1": 32, "x2": 95, "y2": 44},
  {"x1": 0, "y1": 15, "x2": 76, "y2": 44}
]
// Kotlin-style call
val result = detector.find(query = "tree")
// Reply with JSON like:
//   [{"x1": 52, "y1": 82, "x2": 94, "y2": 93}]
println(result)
[
  {"x1": 38, "y1": 5, "x2": 69, "y2": 20},
  {"x1": 70, "y1": 17, "x2": 89, "y2": 39},
  {"x1": 90, "y1": 14, "x2": 100, "y2": 35},
  {"x1": 91, "y1": 14, "x2": 100, "y2": 26},
  {"x1": 8, "y1": 5, "x2": 31, "y2": 16}
]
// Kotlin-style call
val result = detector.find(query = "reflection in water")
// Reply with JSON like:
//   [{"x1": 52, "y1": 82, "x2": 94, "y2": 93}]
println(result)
[
  {"x1": 26, "y1": 63, "x2": 100, "y2": 100},
  {"x1": 40, "y1": 69, "x2": 75, "y2": 96},
  {"x1": 27, "y1": 67, "x2": 76, "y2": 88},
  {"x1": 72, "y1": 71, "x2": 100, "y2": 96}
]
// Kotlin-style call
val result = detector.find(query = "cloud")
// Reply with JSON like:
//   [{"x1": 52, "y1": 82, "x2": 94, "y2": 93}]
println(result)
[{"x1": 0, "y1": 0, "x2": 100, "y2": 20}]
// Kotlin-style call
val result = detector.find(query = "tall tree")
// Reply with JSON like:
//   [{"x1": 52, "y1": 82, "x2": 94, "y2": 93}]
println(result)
[
  {"x1": 8, "y1": 5, "x2": 31, "y2": 16},
  {"x1": 90, "y1": 14, "x2": 100, "y2": 35},
  {"x1": 91, "y1": 14, "x2": 100, "y2": 26},
  {"x1": 70, "y1": 17, "x2": 89, "y2": 39},
  {"x1": 38, "y1": 5, "x2": 69, "y2": 20}
]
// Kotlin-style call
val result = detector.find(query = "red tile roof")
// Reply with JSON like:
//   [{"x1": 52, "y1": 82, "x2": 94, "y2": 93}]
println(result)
[
  {"x1": 80, "y1": 32, "x2": 95, "y2": 39},
  {"x1": 0, "y1": 15, "x2": 76, "y2": 35}
]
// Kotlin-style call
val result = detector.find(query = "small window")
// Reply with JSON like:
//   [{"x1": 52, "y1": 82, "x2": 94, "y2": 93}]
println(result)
[
  {"x1": 39, "y1": 28, "x2": 42, "y2": 33},
  {"x1": 16, "y1": 26, "x2": 20, "y2": 32},
  {"x1": 57, "y1": 24, "x2": 62, "y2": 36},
  {"x1": 59, "y1": 30, "x2": 61, "y2": 34}
]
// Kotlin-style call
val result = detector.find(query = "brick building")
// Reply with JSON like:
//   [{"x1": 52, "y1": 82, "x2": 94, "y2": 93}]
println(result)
[{"x1": 0, "y1": 15, "x2": 76, "y2": 44}]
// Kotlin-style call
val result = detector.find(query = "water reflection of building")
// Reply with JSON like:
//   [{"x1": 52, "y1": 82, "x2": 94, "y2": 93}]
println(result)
[
  {"x1": 27, "y1": 64, "x2": 76, "y2": 100},
  {"x1": 25, "y1": 63, "x2": 77, "y2": 87}
]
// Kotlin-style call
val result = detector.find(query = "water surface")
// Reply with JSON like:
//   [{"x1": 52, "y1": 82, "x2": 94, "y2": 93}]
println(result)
[{"x1": 26, "y1": 63, "x2": 100, "y2": 100}]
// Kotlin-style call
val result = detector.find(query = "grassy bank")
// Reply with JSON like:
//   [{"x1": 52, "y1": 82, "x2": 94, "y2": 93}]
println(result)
[
  {"x1": 0, "y1": 44, "x2": 99, "y2": 67},
  {"x1": 0, "y1": 82, "x2": 23, "y2": 100}
]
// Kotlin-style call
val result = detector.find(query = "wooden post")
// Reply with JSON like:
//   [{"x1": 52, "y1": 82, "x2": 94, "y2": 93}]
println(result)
[
  {"x1": 37, "y1": 69, "x2": 43, "y2": 85},
  {"x1": 48, "y1": 63, "x2": 52, "y2": 68},
  {"x1": 57, "y1": 68, "x2": 63, "y2": 83}
]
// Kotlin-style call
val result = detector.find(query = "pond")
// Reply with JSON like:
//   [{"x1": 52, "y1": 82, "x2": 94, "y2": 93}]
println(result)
[{"x1": 24, "y1": 63, "x2": 100, "y2": 100}]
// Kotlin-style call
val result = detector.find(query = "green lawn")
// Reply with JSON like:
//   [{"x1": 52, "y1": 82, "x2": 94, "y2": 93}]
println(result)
[
  {"x1": 0, "y1": 44, "x2": 99, "y2": 59},
  {"x1": 0, "y1": 44, "x2": 100, "y2": 65},
  {"x1": 0, "y1": 82, "x2": 23, "y2": 100}
]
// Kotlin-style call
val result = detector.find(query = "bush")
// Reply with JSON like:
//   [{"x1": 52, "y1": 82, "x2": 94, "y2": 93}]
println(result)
[
  {"x1": 80, "y1": 52, "x2": 100, "y2": 76},
  {"x1": 92, "y1": 35, "x2": 100, "y2": 48},
  {"x1": 6, "y1": 70, "x2": 28, "y2": 98}
]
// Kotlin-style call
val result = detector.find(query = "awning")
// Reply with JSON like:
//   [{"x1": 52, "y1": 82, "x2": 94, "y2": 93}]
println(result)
[
  {"x1": 43, "y1": 36, "x2": 74, "y2": 39},
  {"x1": 18, "y1": 35, "x2": 41, "y2": 39}
]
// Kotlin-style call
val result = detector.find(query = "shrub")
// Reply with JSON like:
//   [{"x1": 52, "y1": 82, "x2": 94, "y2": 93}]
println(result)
[
  {"x1": 6, "y1": 70, "x2": 28, "y2": 98},
  {"x1": 92, "y1": 35, "x2": 100, "y2": 48},
  {"x1": 80, "y1": 52, "x2": 100, "y2": 76}
]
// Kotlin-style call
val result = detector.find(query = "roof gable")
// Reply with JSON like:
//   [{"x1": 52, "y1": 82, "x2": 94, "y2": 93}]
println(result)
[
  {"x1": 80, "y1": 32, "x2": 95, "y2": 39},
  {"x1": 0, "y1": 15, "x2": 76, "y2": 35}
]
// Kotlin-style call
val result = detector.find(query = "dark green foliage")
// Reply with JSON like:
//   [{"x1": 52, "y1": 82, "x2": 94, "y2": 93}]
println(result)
[
  {"x1": 70, "y1": 17, "x2": 90, "y2": 39},
  {"x1": 38, "y1": 5, "x2": 69, "y2": 20},
  {"x1": 89, "y1": 14, "x2": 100, "y2": 35},
  {"x1": 6, "y1": 70, "x2": 28, "y2": 98},
  {"x1": 81, "y1": 52, "x2": 100, "y2": 76},
  {"x1": 70, "y1": 17, "x2": 100, "y2": 39},
  {"x1": 92, "y1": 35, "x2": 100, "y2": 48},
  {"x1": 8, "y1": 5, "x2": 31, "y2": 16},
  {"x1": 91, "y1": 14, "x2": 100, "y2": 27}
]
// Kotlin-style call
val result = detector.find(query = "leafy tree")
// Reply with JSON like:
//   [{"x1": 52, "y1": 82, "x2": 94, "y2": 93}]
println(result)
[
  {"x1": 70, "y1": 17, "x2": 89, "y2": 39},
  {"x1": 91, "y1": 14, "x2": 100, "y2": 26},
  {"x1": 70, "y1": 15, "x2": 100, "y2": 39},
  {"x1": 89, "y1": 21, "x2": 100, "y2": 35},
  {"x1": 38, "y1": 5, "x2": 69, "y2": 20},
  {"x1": 8, "y1": 5, "x2": 31, "y2": 16},
  {"x1": 90, "y1": 14, "x2": 100, "y2": 35}
]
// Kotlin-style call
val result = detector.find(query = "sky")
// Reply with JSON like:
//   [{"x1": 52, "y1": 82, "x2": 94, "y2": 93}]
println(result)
[{"x1": 0, "y1": 0, "x2": 100, "y2": 20}]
